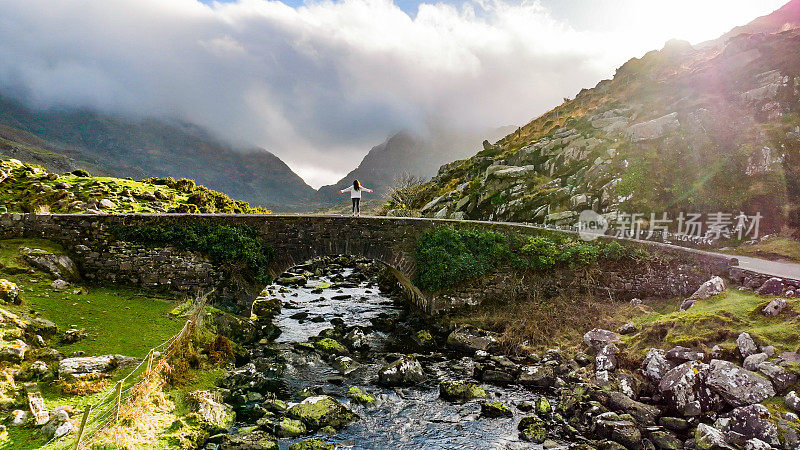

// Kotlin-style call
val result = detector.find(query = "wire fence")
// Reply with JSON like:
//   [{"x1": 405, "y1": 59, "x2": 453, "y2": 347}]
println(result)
[{"x1": 45, "y1": 290, "x2": 213, "y2": 450}]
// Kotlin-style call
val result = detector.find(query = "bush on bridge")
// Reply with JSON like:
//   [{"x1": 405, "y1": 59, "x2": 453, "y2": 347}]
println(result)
[
  {"x1": 415, "y1": 227, "x2": 643, "y2": 291},
  {"x1": 116, "y1": 225, "x2": 275, "y2": 284}
]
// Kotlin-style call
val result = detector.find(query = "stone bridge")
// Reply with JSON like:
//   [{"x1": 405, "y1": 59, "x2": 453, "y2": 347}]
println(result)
[{"x1": 0, "y1": 213, "x2": 749, "y2": 314}]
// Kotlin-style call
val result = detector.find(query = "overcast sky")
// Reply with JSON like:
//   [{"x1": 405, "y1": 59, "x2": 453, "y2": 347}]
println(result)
[{"x1": 0, "y1": 0, "x2": 787, "y2": 187}]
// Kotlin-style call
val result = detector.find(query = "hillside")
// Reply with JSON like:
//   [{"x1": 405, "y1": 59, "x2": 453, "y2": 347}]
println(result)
[
  {"x1": 0, "y1": 158, "x2": 268, "y2": 214},
  {"x1": 317, "y1": 126, "x2": 514, "y2": 204},
  {"x1": 401, "y1": 1, "x2": 800, "y2": 240},
  {"x1": 0, "y1": 95, "x2": 319, "y2": 211}
]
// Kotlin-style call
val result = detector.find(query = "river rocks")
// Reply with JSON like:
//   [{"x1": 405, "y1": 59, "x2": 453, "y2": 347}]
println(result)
[
  {"x1": 720, "y1": 404, "x2": 779, "y2": 446},
  {"x1": 0, "y1": 340, "x2": 28, "y2": 362},
  {"x1": 736, "y1": 332, "x2": 759, "y2": 359},
  {"x1": 192, "y1": 393, "x2": 235, "y2": 433},
  {"x1": 481, "y1": 401, "x2": 512, "y2": 418},
  {"x1": 705, "y1": 359, "x2": 774, "y2": 407},
  {"x1": 22, "y1": 252, "x2": 81, "y2": 282},
  {"x1": 0, "y1": 280, "x2": 20, "y2": 304},
  {"x1": 286, "y1": 395, "x2": 356, "y2": 430},
  {"x1": 689, "y1": 276, "x2": 726, "y2": 300},
  {"x1": 518, "y1": 365, "x2": 556, "y2": 388},
  {"x1": 219, "y1": 430, "x2": 278, "y2": 449},
  {"x1": 446, "y1": 325, "x2": 498, "y2": 353},
  {"x1": 648, "y1": 429, "x2": 683, "y2": 450},
  {"x1": 275, "y1": 417, "x2": 307, "y2": 437},
  {"x1": 377, "y1": 355, "x2": 425, "y2": 386},
  {"x1": 42, "y1": 409, "x2": 73, "y2": 440},
  {"x1": 289, "y1": 438, "x2": 334, "y2": 450},
  {"x1": 658, "y1": 361, "x2": 718, "y2": 416},
  {"x1": 277, "y1": 275, "x2": 307, "y2": 286},
  {"x1": 762, "y1": 298, "x2": 787, "y2": 316},
  {"x1": 346, "y1": 387, "x2": 375, "y2": 405},
  {"x1": 595, "y1": 390, "x2": 660, "y2": 425},
  {"x1": 592, "y1": 412, "x2": 642, "y2": 449},
  {"x1": 439, "y1": 381, "x2": 488, "y2": 401},
  {"x1": 518, "y1": 415, "x2": 547, "y2": 443},
  {"x1": 252, "y1": 297, "x2": 282, "y2": 318},
  {"x1": 313, "y1": 338, "x2": 348, "y2": 356},
  {"x1": 583, "y1": 329, "x2": 620, "y2": 350}
]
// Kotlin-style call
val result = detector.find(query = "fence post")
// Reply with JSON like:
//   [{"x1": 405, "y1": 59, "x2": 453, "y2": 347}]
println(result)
[
  {"x1": 73, "y1": 404, "x2": 92, "y2": 450},
  {"x1": 146, "y1": 349, "x2": 154, "y2": 375},
  {"x1": 114, "y1": 380, "x2": 123, "y2": 422}
]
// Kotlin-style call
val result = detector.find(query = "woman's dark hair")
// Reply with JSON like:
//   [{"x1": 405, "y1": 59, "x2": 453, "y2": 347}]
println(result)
[{"x1": 353, "y1": 179, "x2": 361, "y2": 191}]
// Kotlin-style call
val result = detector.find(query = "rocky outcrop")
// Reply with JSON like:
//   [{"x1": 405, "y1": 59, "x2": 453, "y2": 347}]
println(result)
[
  {"x1": 377, "y1": 355, "x2": 425, "y2": 386},
  {"x1": 626, "y1": 112, "x2": 680, "y2": 142},
  {"x1": 22, "y1": 252, "x2": 81, "y2": 281},
  {"x1": 0, "y1": 279, "x2": 20, "y2": 305},
  {"x1": 705, "y1": 359, "x2": 775, "y2": 407}
]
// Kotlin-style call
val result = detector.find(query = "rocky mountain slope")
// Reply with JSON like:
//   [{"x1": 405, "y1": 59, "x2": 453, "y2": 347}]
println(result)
[
  {"x1": 404, "y1": 0, "x2": 800, "y2": 238},
  {"x1": 0, "y1": 94, "x2": 318, "y2": 211},
  {"x1": 317, "y1": 126, "x2": 514, "y2": 204}
]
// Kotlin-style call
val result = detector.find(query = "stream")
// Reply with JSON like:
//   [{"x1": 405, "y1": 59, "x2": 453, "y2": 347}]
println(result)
[{"x1": 222, "y1": 257, "x2": 571, "y2": 449}]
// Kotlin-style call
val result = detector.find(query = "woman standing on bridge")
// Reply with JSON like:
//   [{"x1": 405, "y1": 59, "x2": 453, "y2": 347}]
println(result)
[{"x1": 340, "y1": 179, "x2": 373, "y2": 217}]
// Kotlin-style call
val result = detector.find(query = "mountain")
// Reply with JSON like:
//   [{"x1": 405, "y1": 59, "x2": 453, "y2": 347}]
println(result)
[
  {"x1": 317, "y1": 126, "x2": 515, "y2": 204},
  {"x1": 0, "y1": 94, "x2": 319, "y2": 211},
  {"x1": 402, "y1": 0, "x2": 800, "y2": 237}
]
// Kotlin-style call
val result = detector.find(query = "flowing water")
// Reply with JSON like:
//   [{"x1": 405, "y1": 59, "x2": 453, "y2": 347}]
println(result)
[{"x1": 242, "y1": 261, "x2": 566, "y2": 450}]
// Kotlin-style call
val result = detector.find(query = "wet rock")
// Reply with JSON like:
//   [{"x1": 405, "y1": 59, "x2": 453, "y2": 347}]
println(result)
[
  {"x1": 595, "y1": 390, "x2": 660, "y2": 425},
  {"x1": 343, "y1": 328, "x2": 369, "y2": 351},
  {"x1": 286, "y1": 395, "x2": 357, "y2": 430},
  {"x1": 720, "y1": 404, "x2": 779, "y2": 446},
  {"x1": 252, "y1": 297, "x2": 282, "y2": 319},
  {"x1": 289, "y1": 438, "x2": 334, "y2": 450},
  {"x1": 756, "y1": 277, "x2": 785, "y2": 296},
  {"x1": 275, "y1": 417, "x2": 307, "y2": 437},
  {"x1": 378, "y1": 355, "x2": 425, "y2": 386},
  {"x1": 665, "y1": 346, "x2": 704, "y2": 363},
  {"x1": 518, "y1": 365, "x2": 556, "y2": 388},
  {"x1": 518, "y1": 415, "x2": 547, "y2": 443},
  {"x1": 0, "y1": 279, "x2": 20, "y2": 304},
  {"x1": 446, "y1": 325, "x2": 498, "y2": 353},
  {"x1": 736, "y1": 332, "x2": 759, "y2": 359},
  {"x1": 438, "y1": 380, "x2": 488, "y2": 401},
  {"x1": 313, "y1": 338, "x2": 348, "y2": 356},
  {"x1": 276, "y1": 275, "x2": 307, "y2": 286},
  {"x1": 705, "y1": 359, "x2": 775, "y2": 407},
  {"x1": 330, "y1": 356, "x2": 357, "y2": 374},
  {"x1": 689, "y1": 276, "x2": 725, "y2": 300},
  {"x1": 346, "y1": 387, "x2": 375, "y2": 405},
  {"x1": 695, "y1": 423, "x2": 727, "y2": 449},
  {"x1": 593, "y1": 412, "x2": 642, "y2": 449},
  {"x1": 658, "y1": 361, "x2": 718, "y2": 416},
  {"x1": 219, "y1": 429, "x2": 278, "y2": 449},
  {"x1": 762, "y1": 298, "x2": 787, "y2": 316},
  {"x1": 481, "y1": 401, "x2": 512, "y2": 418},
  {"x1": 786, "y1": 391, "x2": 800, "y2": 412},
  {"x1": 642, "y1": 349, "x2": 673, "y2": 383},
  {"x1": 583, "y1": 329, "x2": 620, "y2": 350}
]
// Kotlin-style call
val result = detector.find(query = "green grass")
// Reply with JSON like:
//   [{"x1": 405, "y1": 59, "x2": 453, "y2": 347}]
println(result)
[
  {"x1": 725, "y1": 236, "x2": 800, "y2": 263},
  {"x1": 621, "y1": 289, "x2": 800, "y2": 358}
]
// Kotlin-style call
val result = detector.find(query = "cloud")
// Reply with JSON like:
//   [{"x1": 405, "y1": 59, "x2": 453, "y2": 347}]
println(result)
[{"x1": 0, "y1": 0, "x2": 786, "y2": 187}]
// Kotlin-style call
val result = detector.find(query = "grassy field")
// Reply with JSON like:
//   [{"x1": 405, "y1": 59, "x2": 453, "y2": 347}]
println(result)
[{"x1": 724, "y1": 234, "x2": 800, "y2": 263}]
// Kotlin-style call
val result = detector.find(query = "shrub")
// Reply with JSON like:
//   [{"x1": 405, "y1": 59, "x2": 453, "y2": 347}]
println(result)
[
  {"x1": 601, "y1": 241, "x2": 625, "y2": 260},
  {"x1": 519, "y1": 237, "x2": 557, "y2": 271},
  {"x1": 116, "y1": 225, "x2": 275, "y2": 284},
  {"x1": 70, "y1": 169, "x2": 91, "y2": 177}
]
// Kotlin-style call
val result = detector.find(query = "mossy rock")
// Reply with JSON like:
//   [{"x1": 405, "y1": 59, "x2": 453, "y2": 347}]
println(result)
[
  {"x1": 314, "y1": 338, "x2": 349, "y2": 356},
  {"x1": 0, "y1": 279, "x2": 20, "y2": 305},
  {"x1": 481, "y1": 401, "x2": 512, "y2": 418},
  {"x1": 294, "y1": 342, "x2": 316, "y2": 352},
  {"x1": 347, "y1": 387, "x2": 376, "y2": 405},
  {"x1": 264, "y1": 398, "x2": 289, "y2": 413},
  {"x1": 536, "y1": 397, "x2": 552, "y2": 415},
  {"x1": 519, "y1": 415, "x2": 547, "y2": 443},
  {"x1": 252, "y1": 297, "x2": 282, "y2": 318},
  {"x1": 289, "y1": 438, "x2": 335, "y2": 450},
  {"x1": 439, "y1": 381, "x2": 488, "y2": 401},
  {"x1": 287, "y1": 395, "x2": 357, "y2": 430},
  {"x1": 275, "y1": 417, "x2": 307, "y2": 437}
]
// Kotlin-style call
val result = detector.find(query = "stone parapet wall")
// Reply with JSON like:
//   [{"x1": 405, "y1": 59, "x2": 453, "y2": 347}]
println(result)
[{"x1": 0, "y1": 213, "x2": 751, "y2": 314}]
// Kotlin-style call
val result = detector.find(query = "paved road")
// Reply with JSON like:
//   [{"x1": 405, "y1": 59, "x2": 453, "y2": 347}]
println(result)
[{"x1": 726, "y1": 254, "x2": 800, "y2": 280}]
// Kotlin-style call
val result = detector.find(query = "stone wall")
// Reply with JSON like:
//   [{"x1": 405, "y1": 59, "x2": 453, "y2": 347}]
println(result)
[{"x1": 0, "y1": 213, "x2": 744, "y2": 314}]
